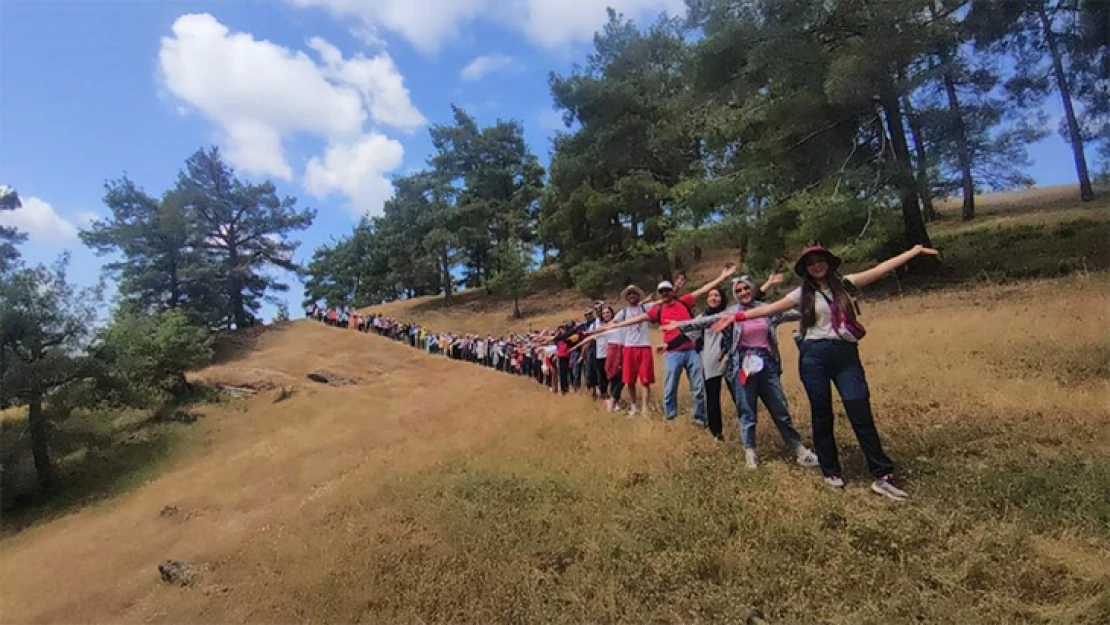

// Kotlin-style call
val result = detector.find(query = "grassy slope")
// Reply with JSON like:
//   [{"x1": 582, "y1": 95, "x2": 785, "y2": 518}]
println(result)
[{"x1": 1, "y1": 187, "x2": 1108, "y2": 624}]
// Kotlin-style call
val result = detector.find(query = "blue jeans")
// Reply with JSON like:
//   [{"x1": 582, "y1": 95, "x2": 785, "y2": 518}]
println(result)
[
  {"x1": 570, "y1": 351, "x2": 582, "y2": 389},
  {"x1": 663, "y1": 349, "x2": 706, "y2": 422},
  {"x1": 732, "y1": 351, "x2": 803, "y2": 450},
  {"x1": 798, "y1": 340, "x2": 894, "y2": 479}
]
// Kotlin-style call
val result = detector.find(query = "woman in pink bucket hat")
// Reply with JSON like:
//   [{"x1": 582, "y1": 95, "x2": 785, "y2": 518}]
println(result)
[{"x1": 697, "y1": 243, "x2": 939, "y2": 500}]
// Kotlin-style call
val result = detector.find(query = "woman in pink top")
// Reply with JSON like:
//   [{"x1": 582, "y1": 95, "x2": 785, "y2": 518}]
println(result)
[{"x1": 666, "y1": 275, "x2": 817, "y2": 469}]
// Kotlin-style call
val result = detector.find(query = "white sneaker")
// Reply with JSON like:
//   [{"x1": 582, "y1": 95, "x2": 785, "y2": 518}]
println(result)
[
  {"x1": 871, "y1": 476, "x2": 909, "y2": 501},
  {"x1": 744, "y1": 449, "x2": 759, "y2": 470},
  {"x1": 795, "y1": 447, "x2": 819, "y2": 468},
  {"x1": 605, "y1": 398, "x2": 614, "y2": 412},
  {"x1": 627, "y1": 404, "x2": 637, "y2": 416},
  {"x1": 824, "y1": 476, "x2": 846, "y2": 489}
]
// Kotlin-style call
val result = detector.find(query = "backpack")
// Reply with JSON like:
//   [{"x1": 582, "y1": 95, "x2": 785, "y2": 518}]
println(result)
[{"x1": 648, "y1": 298, "x2": 702, "y2": 352}]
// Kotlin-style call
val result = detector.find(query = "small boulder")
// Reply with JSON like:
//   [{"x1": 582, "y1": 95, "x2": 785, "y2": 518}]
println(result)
[
  {"x1": 306, "y1": 369, "x2": 359, "y2": 386},
  {"x1": 158, "y1": 560, "x2": 196, "y2": 586},
  {"x1": 159, "y1": 505, "x2": 180, "y2": 518}
]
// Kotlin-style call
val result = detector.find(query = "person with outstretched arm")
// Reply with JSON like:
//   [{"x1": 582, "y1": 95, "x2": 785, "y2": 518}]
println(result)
[
  {"x1": 592, "y1": 263, "x2": 737, "y2": 422},
  {"x1": 700, "y1": 245, "x2": 938, "y2": 500},
  {"x1": 665, "y1": 274, "x2": 820, "y2": 468}
]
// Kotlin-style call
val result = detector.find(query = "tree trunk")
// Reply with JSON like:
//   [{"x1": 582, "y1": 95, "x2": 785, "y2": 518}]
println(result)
[
  {"x1": 512, "y1": 294, "x2": 521, "y2": 319},
  {"x1": 227, "y1": 245, "x2": 247, "y2": 330},
  {"x1": 1038, "y1": 3, "x2": 1095, "y2": 201},
  {"x1": 28, "y1": 396, "x2": 57, "y2": 491},
  {"x1": 941, "y1": 70, "x2": 977, "y2": 220},
  {"x1": 441, "y1": 249, "x2": 453, "y2": 303},
  {"x1": 880, "y1": 90, "x2": 936, "y2": 251},
  {"x1": 901, "y1": 95, "x2": 937, "y2": 221},
  {"x1": 169, "y1": 373, "x2": 193, "y2": 400}
]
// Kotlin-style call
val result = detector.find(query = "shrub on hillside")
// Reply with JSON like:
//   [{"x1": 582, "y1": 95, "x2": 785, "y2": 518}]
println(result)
[
  {"x1": 93, "y1": 308, "x2": 213, "y2": 407},
  {"x1": 569, "y1": 243, "x2": 670, "y2": 298},
  {"x1": 745, "y1": 191, "x2": 903, "y2": 273}
]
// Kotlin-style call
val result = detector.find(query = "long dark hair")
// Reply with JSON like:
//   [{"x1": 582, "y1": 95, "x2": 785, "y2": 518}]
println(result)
[{"x1": 799, "y1": 272, "x2": 861, "y2": 337}]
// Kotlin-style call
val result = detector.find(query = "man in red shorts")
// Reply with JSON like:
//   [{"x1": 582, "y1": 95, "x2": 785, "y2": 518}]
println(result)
[{"x1": 594, "y1": 263, "x2": 736, "y2": 419}]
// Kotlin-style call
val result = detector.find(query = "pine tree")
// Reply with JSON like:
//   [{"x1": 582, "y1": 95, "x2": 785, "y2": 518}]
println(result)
[
  {"x1": 0, "y1": 186, "x2": 27, "y2": 273},
  {"x1": 81, "y1": 177, "x2": 221, "y2": 324},
  {"x1": 0, "y1": 255, "x2": 100, "y2": 490},
  {"x1": 175, "y1": 147, "x2": 315, "y2": 329}
]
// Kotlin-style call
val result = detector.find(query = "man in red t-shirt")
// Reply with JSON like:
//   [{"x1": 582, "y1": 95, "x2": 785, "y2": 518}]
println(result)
[{"x1": 594, "y1": 263, "x2": 736, "y2": 423}]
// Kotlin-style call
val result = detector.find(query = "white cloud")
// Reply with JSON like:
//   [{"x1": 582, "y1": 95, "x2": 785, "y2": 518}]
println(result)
[
  {"x1": 289, "y1": 0, "x2": 488, "y2": 54},
  {"x1": 287, "y1": 0, "x2": 683, "y2": 53},
  {"x1": 0, "y1": 197, "x2": 78, "y2": 243},
  {"x1": 74, "y1": 211, "x2": 100, "y2": 227},
  {"x1": 460, "y1": 54, "x2": 513, "y2": 81},
  {"x1": 304, "y1": 133, "x2": 405, "y2": 217},
  {"x1": 158, "y1": 13, "x2": 422, "y2": 186},
  {"x1": 519, "y1": 0, "x2": 685, "y2": 48},
  {"x1": 308, "y1": 37, "x2": 425, "y2": 131}
]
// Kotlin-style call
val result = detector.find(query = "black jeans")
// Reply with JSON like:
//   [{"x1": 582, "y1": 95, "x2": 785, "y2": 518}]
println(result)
[
  {"x1": 798, "y1": 340, "x2": 894, "y2": 479},
  {"x1": 557, "y1": 356, "x2": 571, "y2": 394},
  {"x1": 607, "y1": 360, "x2": 624, "y2": 402},
  {"x1": 704, "y1": 375, "x2": 725, "y2": 440}
]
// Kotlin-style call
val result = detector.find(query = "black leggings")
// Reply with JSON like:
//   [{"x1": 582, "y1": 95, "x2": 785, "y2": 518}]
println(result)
[
  {"x1": 705, "y1": 375, "x2": 725, "y2": 440},
  {"x1": 607, "y1": 362, "x2": 624, "y2": 402}
]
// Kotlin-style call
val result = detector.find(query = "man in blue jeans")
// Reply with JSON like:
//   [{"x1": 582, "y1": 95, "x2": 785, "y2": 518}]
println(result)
[{"x1": 594, "y1": 264, "x2": 735, "y2": 422}]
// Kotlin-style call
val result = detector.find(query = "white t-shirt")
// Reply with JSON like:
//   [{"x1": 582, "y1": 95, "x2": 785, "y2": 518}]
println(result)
[
  {"x1": 592, "y1": 319, "x2": 612, "y2": 357},
  {"x1": 786, "y1": 285, "x2": 858, "y2": 342},
  {"x1": 612, "y1": 304, "x2": 650, "y2": 347}
]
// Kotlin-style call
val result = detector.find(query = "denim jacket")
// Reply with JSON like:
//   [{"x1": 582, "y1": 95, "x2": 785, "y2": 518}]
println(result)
[{"x1": 675, "y1": 301, "x2": 800, "y2": 383}]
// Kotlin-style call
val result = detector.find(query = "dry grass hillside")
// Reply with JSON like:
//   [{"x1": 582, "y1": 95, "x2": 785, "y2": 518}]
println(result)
[
  {"x1": 2, "y1": 272, "x2": 1109, "y2": 624},
  {"x1": 2, "y1": 187, "x2": 1108, "y2": 624}
]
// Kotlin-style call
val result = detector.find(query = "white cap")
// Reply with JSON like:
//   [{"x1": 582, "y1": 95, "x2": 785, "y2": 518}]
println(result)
[{"x1": 657, "y1": 280, "x2": 674, "y2": 292}]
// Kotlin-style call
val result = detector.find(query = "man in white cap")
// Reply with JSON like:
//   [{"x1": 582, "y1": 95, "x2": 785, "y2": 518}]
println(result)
[{"x1": 595, "y1": 263, "x2": 737, "y2": 422}]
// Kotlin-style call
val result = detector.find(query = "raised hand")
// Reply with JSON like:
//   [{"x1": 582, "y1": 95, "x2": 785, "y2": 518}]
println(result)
[
  {"x1": 765, "y1": 273, "x2": 784, "y2": 287},
  {"x1": 660, "y1": 321, "x2": 681, "y2": 332},
  {"x1": 721, "y1": 262, "x2": 738, "y2": 278}
]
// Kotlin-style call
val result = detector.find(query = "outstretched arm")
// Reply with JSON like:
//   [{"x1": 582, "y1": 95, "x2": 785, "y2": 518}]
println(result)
[
  {"x1": 710, "y1": 296, "x2": 797, "y2": 332},
  {"x1": 689, "y1": 263, "x2": 738, "y2": 300},
  {"x1": 591, "y1": 313, "x2": 650, "y2": 335},
  {"x1": 847, "y1": 245, "x2": 939, "y2": 288},
  {"x1": 661, "y1": 313, "x2": 729, "y2": 333}
]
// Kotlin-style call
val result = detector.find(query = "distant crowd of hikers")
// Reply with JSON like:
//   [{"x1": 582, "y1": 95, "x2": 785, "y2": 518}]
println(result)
[{"x1": 307, "y1": 244, "x2": 939, "y2": 502}]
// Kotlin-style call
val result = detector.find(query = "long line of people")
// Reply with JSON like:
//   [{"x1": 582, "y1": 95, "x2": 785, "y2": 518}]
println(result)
[{"x1": 306, "y1": 244, "x2": 939, "y2": 501}]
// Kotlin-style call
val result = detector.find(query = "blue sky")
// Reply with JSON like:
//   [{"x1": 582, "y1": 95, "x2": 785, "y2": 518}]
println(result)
[{"x1": 0, "y1": 0, "x2": 1085, "y2": 320}]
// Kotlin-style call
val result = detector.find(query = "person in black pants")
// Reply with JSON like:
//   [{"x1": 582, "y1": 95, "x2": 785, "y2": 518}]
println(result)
[
  {"x1": 696, "y1": 287, "x2": 730, "y2": 440},
  {"x1": 707, "y1": 244, "x2": 939, "y2": 500}
]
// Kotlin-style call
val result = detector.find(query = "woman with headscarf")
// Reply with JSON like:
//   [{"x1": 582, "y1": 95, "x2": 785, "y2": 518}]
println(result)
[
  {"x1": 693, "y1": 286, "x2": 731, "y2": 440},
  {"x1": 698, "y1": 245, "x2": 938, "y2": 500},
  {"x1": 667, "y1": 276, "x2": 819, "y2": 467}
]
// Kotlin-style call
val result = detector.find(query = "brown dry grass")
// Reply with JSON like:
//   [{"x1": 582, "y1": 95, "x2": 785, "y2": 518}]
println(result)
[{"x1": 2, "y1": 270, "x2": 1108, "y2": 624}]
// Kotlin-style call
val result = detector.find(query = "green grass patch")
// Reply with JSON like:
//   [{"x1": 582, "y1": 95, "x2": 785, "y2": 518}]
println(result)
[
  {"x1": 930, "y1": 218, "x2": 1109, "y2": 283},
  {"x1": 0, "y1": 405, "x2": 195, "y2": 533}
]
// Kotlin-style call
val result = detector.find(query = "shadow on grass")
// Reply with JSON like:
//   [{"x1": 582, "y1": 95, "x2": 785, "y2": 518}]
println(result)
[{"x1": 0, "y1": 403, "x2": 198, "y2": 535}]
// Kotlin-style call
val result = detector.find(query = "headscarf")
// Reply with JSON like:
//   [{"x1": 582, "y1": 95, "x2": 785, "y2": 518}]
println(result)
[
  {"x1": 734, "y1": 275, "x2": 759, "y2": 310},
  {"x1": 702, "y1": 286, "x2": 729, "y2": 316}
]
